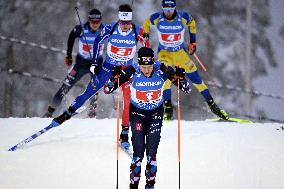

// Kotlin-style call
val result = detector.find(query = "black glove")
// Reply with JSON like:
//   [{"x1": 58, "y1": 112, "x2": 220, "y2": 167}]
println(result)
[
  {"x1": 64, "y1": 56, "x2": 73, "y2": 66},
  {"x1": 104, "y1": 78, "x2": 117, "y2": 94},
  {"x1": 143, "y1": 33, "x2": 149, "y2": 40},
  {"x1": 175, "y1": 66, "x2": 186, "y2": 79},
  {"x1": 90, "y1": 60, "x2": 99, "y2": 74},
  {"x1": 112, "y1": 66, "x2": 122, "y2": 77},
  {"x1": 53, "y1": 106, "x2": 75, "y2": 124},
  {"x1": 180, "y1": 79, "x2": 190, "y2": 93}
]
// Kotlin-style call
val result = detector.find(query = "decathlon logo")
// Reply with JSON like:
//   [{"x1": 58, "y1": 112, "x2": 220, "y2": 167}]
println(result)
[
  {"x1": 159, "y1": 25, "x2": 182, "y2": 30},
  {"x1": 136, "y1": 81, "x2": 162, "y2": 87},
  {"x1": 111, "y1": 39, "x2": 136, "y2": 44}
]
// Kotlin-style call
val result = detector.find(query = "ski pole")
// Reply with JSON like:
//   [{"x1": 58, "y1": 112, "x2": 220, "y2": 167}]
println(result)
[
  {"x1": 193, "y1": 53, "x2": 207, "y2": 72},
  {"x1": 131, "y1": 0, "x2": 135, "y2": 7},
  {"x1": 116, "y1": 77, "x2": 121, "y2": 189},
  {"x1": 74, "y1": 7, "x2": 93, "y2": 59},
  {"x1": 192, "y1": 53, "x2": 218, "y2": 96},
  {"x1": 177, "y1": 78, "x2": 181, "y2": 189}
]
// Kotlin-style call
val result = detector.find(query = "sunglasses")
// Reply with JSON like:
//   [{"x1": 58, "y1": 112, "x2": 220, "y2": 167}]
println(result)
[
  {"x1": 90, "y1": 20, "x2": 101, "y2": 24},
  {"x1": 88, "y1": 14, "x2": 102, "y2": 20},
  {"x1": 162, "y1": 7, "x2": 176, "y2": 13},
  {"x1": 119, "y1": 21, "x2": 132, "y2": 25}
]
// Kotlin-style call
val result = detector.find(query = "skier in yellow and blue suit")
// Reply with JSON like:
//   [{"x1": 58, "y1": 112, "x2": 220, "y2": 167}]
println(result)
[{"x1": 143, "y1": 0, "x2": 229, "y2": 120}]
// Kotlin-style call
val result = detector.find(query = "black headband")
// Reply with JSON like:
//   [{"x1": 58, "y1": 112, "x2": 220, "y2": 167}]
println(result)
[{"x1": 138, "y1": 57, "x2": 155, "y2": 65}]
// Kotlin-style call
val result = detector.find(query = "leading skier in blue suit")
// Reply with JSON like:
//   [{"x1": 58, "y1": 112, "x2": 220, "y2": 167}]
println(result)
[{"x1": 104, "y1": 47, "x2": 190, "y2": 189}]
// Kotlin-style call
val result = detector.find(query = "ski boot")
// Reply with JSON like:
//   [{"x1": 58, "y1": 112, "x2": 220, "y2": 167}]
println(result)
[
  {"x1": 88, "y1": 93, "x2": 98, "y2": 118},
  {"x1": 130, "y1": 183, "x2": 139, "y2": 189},
  {"x1": 207, "y1": 98, "x2": 229, "y2": 120},
  {"x1": 120, "y1": 125, "x2": 130, "y2": 150},
  {"x1": 43, "y1": 106, "x2": 55, "y2": 118},
  {"x1": 145, "y1": 185, "x2": 154, "y2": 189},
  {"x1": 163, "y1": 100, "x2": 173, "y2": 120},
  {"x1": 145, "y1": 181, "x2": 155, "y2": 189},
  {"x1": 53, "y1": 106, "x2": 76, "y2": 124}
]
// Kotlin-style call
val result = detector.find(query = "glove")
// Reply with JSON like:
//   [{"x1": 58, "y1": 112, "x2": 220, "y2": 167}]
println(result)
[
  {"x1": 180, "y1": 79, "x2": 190, "y2": 93},
  {"x1": 90, "y1": 60, "x2": 99, "y2": 74},
  {"x1": 143, "y1": 33, "x2": 149, "y2": 40},
  {"x1": 112, "y1": 66, "x2": 122, "y2": 77},
  {"x1": 175, "y1": 66, "x2": 185, "y2": 79},
  {"x1": 64, "y1": 56, "x2": 72, "y2": 66},
  {"x1": 104, "y1": 79, "x2": 117, "y2": 94},
  {"x1": 189, "y1": 42, "x2": 196, "y2": 55}
]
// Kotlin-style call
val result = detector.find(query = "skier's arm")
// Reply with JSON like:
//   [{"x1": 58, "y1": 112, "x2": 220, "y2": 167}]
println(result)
[
  {"x1": 92, "y1": 24, "x2": 112, "y2": 61},
  {"x1": 160, "y1": 63, "x2": 191, "y2": 93},
  {"x1": 66, "y1": 25, "x2": 82, "y2": 58},
  {"x1": 182, "y1": 11, "x2": 197, "y2": 54},
  {"x1": 142, "y1": 12, "x2": 160, "y2": 41},
  {"x1": 64, "y1": 25, "x2": 82, "y2": 66},
  {"x1": 104, "y1": 66, "x2": 136, "y2": 94},
  {"x1": 181, "y1": 11, "x2": 196, "y2": 44}
]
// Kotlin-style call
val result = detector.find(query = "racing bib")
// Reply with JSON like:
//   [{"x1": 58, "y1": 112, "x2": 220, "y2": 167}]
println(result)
[
  {"x1": 107, "y1": 43, "x2": 136, "y2": 62},
  {"x1": 158, "y1": 31, "x2": 184, "y2": 47},
  {"x1": 110, "y1": 45, "x2": 133, "y2": 56},
  {"x1": 161, "y1": 33, "x2": 181, "y2": 42},
  {"x1": 135, "y1": 89, "x2": 161, "y2": 102},
  {"x1": 78, "y1": 41, "x2": 94, "y2": 58}
]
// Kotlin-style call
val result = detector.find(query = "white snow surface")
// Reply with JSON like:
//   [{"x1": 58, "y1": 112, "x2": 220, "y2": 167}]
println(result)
[{"x1": 0, "y1": 118, "x2": 284, "y2": 189}]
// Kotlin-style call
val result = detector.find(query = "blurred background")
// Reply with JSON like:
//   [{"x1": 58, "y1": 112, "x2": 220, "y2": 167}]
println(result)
[{"x1": 0, "y1": 0, "x2": 283, "y2": 122}]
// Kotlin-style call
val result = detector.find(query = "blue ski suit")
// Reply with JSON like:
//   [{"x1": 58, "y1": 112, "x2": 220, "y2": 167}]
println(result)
[
  {"x1": 51, "y1": 22, "x2": 104, "y2": 109},
  {"x1": 104, "y1": 62, "x2": 190, "y2": 186},
  {"x1": 70, "y1": 22, "x2": 141, "y2": 111}
]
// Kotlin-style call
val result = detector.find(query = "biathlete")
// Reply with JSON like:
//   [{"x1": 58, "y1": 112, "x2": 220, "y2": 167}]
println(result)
[
  {"x1": 51, "y1": 4, "x2": 147, "y2": 151},
  {"x1": 142, "y1": 0, "x2": 229, "y2": 121},
  {"x1": 44, "y1": 8, "x2": 104, "y2": 118},
  {"x1": 104, "y1": 47, "x2": 190, "y2": 189}
]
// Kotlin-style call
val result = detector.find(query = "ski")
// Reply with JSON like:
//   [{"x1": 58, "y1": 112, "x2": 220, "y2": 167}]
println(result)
[
  {"x1": 207, "y1": 117, "x2": 252, "y2": 124},
  {"x1": 120, "y1": 144, "x2": 133, "y2": 159},
  {"x1": 276, "y1": 126, "x2": 284, "y2": 131},
  {"x1": 8, "y1": 120, "x2": 60, "y2": 151}
]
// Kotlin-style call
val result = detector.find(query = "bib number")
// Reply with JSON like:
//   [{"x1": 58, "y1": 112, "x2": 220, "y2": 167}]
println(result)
[
  {"x1": 82, "y1": 44, "x2": 93, "y2": 52},
  {"x1": 111, "y1": 45, "x2": 133, "y2": 56},
  {"x1": 161, "y1": 33, "x2": 181, "y2": 42},
  {"x1": 136, "y1": 89, "x2": 161, "y2": 102}
]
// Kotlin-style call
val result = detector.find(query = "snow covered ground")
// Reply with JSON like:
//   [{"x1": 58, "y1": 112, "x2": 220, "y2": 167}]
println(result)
[{"x1": 0, "y1": 118, "x2": 283, "y2": 189}]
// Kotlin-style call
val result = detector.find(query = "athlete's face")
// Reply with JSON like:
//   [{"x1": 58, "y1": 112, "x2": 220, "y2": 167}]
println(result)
[
  {"x1": 119, "y1": 20, "x2": 132, "y2": 32},
  {"x1": 162, "y1": 7, "x2": 175, "y2": 19},
  {"x1": 139, "y1": 65, "x2": 154, "y2": 77},
  {"x1": 89, "y1": 19, "x2": 101, "y2": 31}
]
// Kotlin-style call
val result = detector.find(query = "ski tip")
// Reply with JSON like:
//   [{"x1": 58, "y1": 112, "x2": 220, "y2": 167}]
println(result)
[
  {"x1": 8, "y1": 146, "x2": 17, "y2": 151},
  {"x1": 207, "y1": 117, "x2": 252, "y2": 124},
  {"x1": 227, "y1": 117, "x2": 252, "y2": 123}
]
